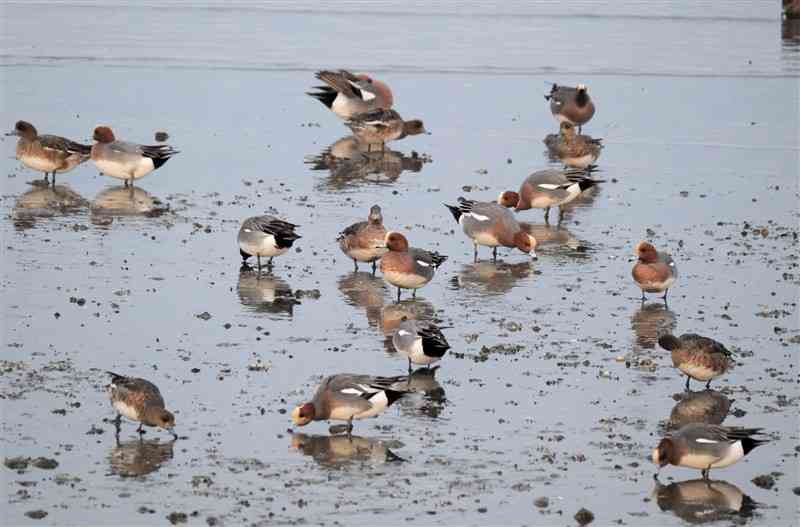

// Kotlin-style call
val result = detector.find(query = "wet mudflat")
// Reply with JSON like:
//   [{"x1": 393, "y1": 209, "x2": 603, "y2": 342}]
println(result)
[{"x1": 1, "y1": 2, "x2": 799, "y2": 526}]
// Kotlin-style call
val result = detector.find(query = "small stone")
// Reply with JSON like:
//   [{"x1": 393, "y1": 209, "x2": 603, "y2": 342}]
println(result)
[
  {"x1": 196, "y1": 312, "x2": 212, "y2": 321},
  {"x1": 168, "y1": 512, "x2": 188, "y2": 524},
  {"x1": 751, "y1": 474, "x2": 775, "y2": 490},
  {"x1": 534, "y1": 496, "x2": 549, "y2": 508},
  {"x1": 31, "y1": 457, "x2": 58, "y2": 470},
  {"x1": 575, "y1": 507, "x2": 595, "y2": 525},
  {"x1": 4, "y1": 457, "x2": 30, "y2": 470},
  {"x1": 25, "y1": 510, "x2": 48, "y2": 520},
  {"x1": 792, "y1": 486, "x2": 800, "y2": 496}
]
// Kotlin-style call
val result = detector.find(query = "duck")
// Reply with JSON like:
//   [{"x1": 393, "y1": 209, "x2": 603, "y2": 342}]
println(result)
[
  {"x1": 632, "y1": 242, "x2": 678, "y2": 302},
  {"x1": 106, "y1": 371, "x2": 177, "y2": 439},
  {"x1": 291, "y1": 373, "x2": 409, "y2": 435},
  {"x1": 307, "y1": 70, "x2": 394, "y2": 120},
  {"x1": 379, "y1": 231, "x2": 447, "y2": 301},
  {"x1": 91, "y1": 126, "x2": 179, "y2": 186},
  {"x1": 345, "y1": 109, "x2": 426, "y2": 151},
  {"x1": 545, "y1": 83, "x2": 596, "y2": 132},
  {"x1": 512, "y1": 168, "x2": 603, "y2": 224},
  {"x1": 238, "y1": 215, "x2": 301, "y2": 271},
  {"x1": 543, "y1": 121, "x2": 603, "y2": 169},
  {"x1": 444, "y1": 193, "x2": 537, "y2": 262},
  {"x1": 658, "y1": 333, "x2": 734, "y2": 390},
  {"x1": 337, "y1": 205, "x2": 389, "y2": 273},
  {"x1": 392, "y1": 316, "x2": 450, "y2": 371},
  {"x1": 7, "y1": 120, "x2": 91, "y2": 185},
  {"x1": 652, "y1": 424, "x2": 768, "y2": 479}
]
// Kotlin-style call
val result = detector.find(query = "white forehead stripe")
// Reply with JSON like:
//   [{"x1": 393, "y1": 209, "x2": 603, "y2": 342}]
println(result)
[
  {"x1": 243, "y1": 228, "x2": 252, "y2": 233},
  {"x1": 361, "y1": 91, "x2": 376, "y2": 101}
]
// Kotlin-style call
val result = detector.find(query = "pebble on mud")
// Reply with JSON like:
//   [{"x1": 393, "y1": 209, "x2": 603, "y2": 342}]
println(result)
[
  {"x1": 25, "y1": 510, "x2": 48, "y2": 520},
  {"x1": 4, "y1": 457, "x2": 29, "y2": 470},
  {"x1": 792, "y1": 486, "x2": 800, "y2": 496},
  {"x1": 196, "y1": 312, "x2": 212, "y2": 321},
  {"x1": 574, "y1": 508, "x2": 595, "y2": 525},
  {"x1": 534, "y1": 496, "x2": 549, "y2": 508},
  {"x1": 31, "y1": 457, "x2": 59, "y2": 470},
  {"x1": 168, "y1": 512, "x2": 188, "y2": 524},
  {"x1": 751, "y1": 474, "x2": 775, "y2": 489}
]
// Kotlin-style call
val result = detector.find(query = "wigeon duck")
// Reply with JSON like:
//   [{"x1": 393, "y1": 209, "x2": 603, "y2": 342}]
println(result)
[
  {"x1": 379, "y1": 231, "x2": 447, "y2": 301},
  {"x1": 658, "y1": 333, "x2": 734, "y2": 390},
  {"x1": 238, "y1": 215, "x2": 301, "y2": 271},
  {"x1": 652, "y1": 424, "x2": 768, "y2": 479},
  {"x1": 8, "y1": 120, "x2": 91, "y2": 185},
  {"x1": 291, "y1": 373, "x2": 409, "y2": 435},
  {"x1": 543, "y1": 122, "x2": 603, "y2": 169},
  {"x1": 392, "y1": 316, "x2": 450, "y2": 372},
  {"x1": 652, "y1": 477, "x2": 757, "y2": 523},
  {"x1": 669, "y1": 389, "x2": 732, "y2": 429},
  {"x1": 107, "y1": 371, "x2": 177, "y2": 439},
  {"x1": 337, "y1": 205, "x2": 389, "y2": 273},
  {"x1": 545, "y1": 83, "x2": 596, "y2": 133},
  {"x1": 444, "y1": 193, "x2": 537, "y2": 262},
  {"x1": 345, "y1": 109, "x2": 426, "y2": 151},
  {"x1": 632, "y1": 242, "x2": 678, "y2": 302},
  {"x1": 307, "y1": 70, "x2": 394, "y2": 120},
  {"x1": 91, "y1": 126, "x2": 178, "y2": 186},
  {"x1": 513, "y1": 168, "x2": 603, "y2": 224}
]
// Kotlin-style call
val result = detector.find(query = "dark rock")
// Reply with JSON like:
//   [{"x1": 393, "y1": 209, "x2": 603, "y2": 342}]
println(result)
[
  {"x1": 155, "y1": 131, "x2": 169, "y2": 142},
  {"x1": 575, "y1": 507, "x2": 595, "y2": 525},
  {"x1": 792, "y1": 486, "x2": 800, "y2": 496},
  {"x1": 167, "y1": 512, "x2": 188, "y2": 524},
  {"x1": 25, "y1": 510, "x2": 48, "y2": 520},
  {"x1": 751, "y1": 474, "x2": 775, "y2": 489},
  {"x1": 534, "y1": 496, "x2": 549, "y2": 508},
  {"x1": 4, "y1": 457, "x2": 29, "y2": 470},
  {"x1": 31, "y1": 457, "x2": 58, "y2": 470},
  {"x1": 196, "y1": 312, "x2": 212, "y2": 321}
]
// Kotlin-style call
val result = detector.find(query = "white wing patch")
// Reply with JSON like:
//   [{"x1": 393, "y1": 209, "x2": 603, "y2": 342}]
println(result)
[
  {"x1": 340, "y1": 388, "x2": 362, "y2": 395},
  {"x1": 243, "y1": 228, "x2": 252, "y2": 233},
  {"x1": 361, "y1": 90, "x2": 376, "y2": 101},
  {"x1": 466, "y1": 213, "x2": 490, "y2": 222},
  {"x1": 416, "y1": 260, "x2": 431, "y2": 267},
  {"x1": 695, "y1": 438, "x2": 719, "y2": 444},
  {"x1": 364, "y1": 120, "x2": 384, "y2": 126},
  {"x1": 397, "y1": 329, "x2": 411, "y2": 336},
  {"x1": 538, "y1": 184, "x2": 560, "y2": 190}
]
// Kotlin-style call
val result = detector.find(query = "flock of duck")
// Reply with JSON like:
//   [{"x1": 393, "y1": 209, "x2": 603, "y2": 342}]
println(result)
[{"x1": 9, "y1": 70, "x2": 770, "y2": 487}]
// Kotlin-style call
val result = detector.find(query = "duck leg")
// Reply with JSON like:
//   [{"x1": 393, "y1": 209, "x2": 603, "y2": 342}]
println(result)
[
  {"x1": 492, "y1": 247, "x2": 498, "y2": 262},
  {"x1": 346, "y1": 417, "x2": 354, "y2": 438},
  {"x1": 544, "y1": 207, "x2": 551, "y2": 224},
  {"x1": 705, "y1": 379, "x2": 712, "y2": 390},
  {"x1": 473, "y1": 244, "x2": 478, "y2": 263},
  {"x1": 113, "y1": 414, "x2": 122, "y2": 436},
  {"x1": 558, "y1": 207, "x2": 565, "y2": 224},
  {"x1": 701, "y1": 467, "x2": 710, "y2": 480},
  {"x1": 685, "y1": 375, "x2": 691, "y2": 391},
  {"x1": 268, "y1": 257, "x2": 274, "y2": 269},
  {"x1": 137, "y1": 423, "x2": 146, "y2": 435},
  {"x1": 407, "y1": 358, "x2": 412, "y2": 373},
  {"x1": 353, "y1": 259, "x2": 358, "y2": 272},
  {"x1": 371, "y1": 260, "x2": 377, "y2": 275},
  {"x1": 256, "y1": 255, "x2": 262, "y2": 272},
  {"x1": 396, "y1": 287, "x2": 401, "y2": 302}
]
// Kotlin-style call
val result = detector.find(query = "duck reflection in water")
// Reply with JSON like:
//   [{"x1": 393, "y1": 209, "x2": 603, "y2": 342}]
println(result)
[
  {"x1": 13, "y1": 182, "x2": 88, "y2": 228},
  {"x1": 391, "y1": 366, "x2": 447, "y2": 419},
  {"x1": 109, "y1": 437, "x2": 175, "y2": 478},
  {"x1": 237, "y1": 268, "x2": 300, "y2": 318},
  {"x1": 451, "y1": 261, "x2": 533, "y2": 296},
  {"x1": 631, "y1": 303, "x2": 677, "y2": 349},
  {"x1": 380, "y1": 297, "x2": 436, "y2": 337},
  {"x1": 338, "y1": 271, "x2": 387, "y2": 329},
  {"x1": 652, "y1": 476, "x2": 760, "y2": 524},
  {"x1": 91, "y1": 185, "x2": 167, "y2": 217},
  {"x1": 291, "y1": 432, "x2": 405, "y2": 468},
  {"x1": 668, "y1": 389, "x2": 732, "y2": 430},
  {"x1": 306, "y1": 136, "x2": 429, "y2": 191}
]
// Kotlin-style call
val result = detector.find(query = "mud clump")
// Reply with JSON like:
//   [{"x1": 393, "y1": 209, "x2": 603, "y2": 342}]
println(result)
[
  {"x1": 534, "y1": 496, "x2": 549, "y2": 508},
  {"x1": 25, "y1": 510, "x2": 48, "y2": 520},
  {"x1": 751, "y1": 474, "x2": 776, "y2": 489},
  {"x1": 167, "y1": 512, "x2": 188, "y2": 524},
  {"x1": 31, "y1": 457, "x2": 59, "y2": 470},
  {"x1": 575, "y1": 507, "x2": 595, "y2": 525},
  {"x1": 4, "y1": 457, "x2": 29, "y2": 470}
]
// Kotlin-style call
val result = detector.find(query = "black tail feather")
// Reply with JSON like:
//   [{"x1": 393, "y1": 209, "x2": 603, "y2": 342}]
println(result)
[
  {"x1": 307, "y1": 87, "x2": 337, "y2": 109},
  {"x1": 384, "y1": 388, "x2": 407, "y2": 406},
  {"x1": 444, "y1": 203, "x2": 461, "y2": 222}
]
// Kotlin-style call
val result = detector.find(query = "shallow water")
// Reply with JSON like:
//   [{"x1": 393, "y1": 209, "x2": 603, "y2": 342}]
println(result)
[{"x1": 1, "y1": 2, "x2": 799, "y2": 526}]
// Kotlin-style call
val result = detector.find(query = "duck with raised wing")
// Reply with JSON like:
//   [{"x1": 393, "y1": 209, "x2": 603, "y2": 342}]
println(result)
[
  {"x1": 633, "y1": 242, "x2": 677, "y2": 303},
  {"x1": 337, "y1": 205, "x2": 388, "y2": 273},
  {"x1": 307, "y1": 70, "x2": 394, "y2": 120},
  {"x1": 8, "y1": 120, "x2": 91, "y2": 185},
  {"x1": 658, "y1": 333, "x2": 734, "y2": 390},
  {"x1": 291, "y1": 373, "x2": 409, "y2": 435},
  {"x1": 392, "y1": 316, "x2": 450, "y2": 372},
  {"x1": 444, "y1": 193, "x2": 537, "y2": 262},
  {"x1": 652, "y1": 424, "x2": 768, "y2": 479},
  {"x1": 106, "y1": 371, "x2": 177, "y2": 440},
  {"x1": 543, "y1": 121, "x2": 603, "y2": 169},
  {"x1": 380, "y1": 231, "x2": 447, "y2": 301},
  {"x1": 238, "y1": 215, "x2": 301, "y2": 271},
  {"x1": 545, "y1": 83, "x2": 596, "y2": 133},
  {"x1": 91, "y1": 126, "x2": 178, "y2": 186},
  {"x1": 345, "y1": 109, "x2": 426, "y2": 151},
  {"x1": 512, "y1": 168, "x2": 603, "y2": 224}
]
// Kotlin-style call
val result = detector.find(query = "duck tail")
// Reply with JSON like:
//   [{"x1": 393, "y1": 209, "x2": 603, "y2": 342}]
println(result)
[{"x1": 443, "y1": 203, "x2": 461, "y2": 222}]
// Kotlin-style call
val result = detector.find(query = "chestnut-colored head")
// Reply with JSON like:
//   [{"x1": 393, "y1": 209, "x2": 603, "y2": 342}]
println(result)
[
  {"x1": 291, "y1": 403, "x2": 315, "y2": 426},
  {"x1": 385, "y1": 231, "x2": 409, "y2": 252},
  {"x1": 10, "y1": 120, "x2": 38, "y2": 139},
  {"x1": 368, "y1": 204, "x2": 383, "y2": 224},
  {"x1": 513, "y1": 231, "x2": 538, "y2": 259},
  {"x1": 93, "y1": 126, "x2": 116, "y2": 143},
  {"x1": 371, "y1": 79, "x2": 394, "y2": 108},
  {"x1": 403, "y1": 119, "x2": 426, "y2": 136},
  {"x1": 652, "y1": 438, "x2": 674, "y2": 467},
  {"x1": 635, "y1": 241, "x2": 658, "y2": 263},
  {"x1": 497, "y1": 191, "x2": 520, "y2": 208}
]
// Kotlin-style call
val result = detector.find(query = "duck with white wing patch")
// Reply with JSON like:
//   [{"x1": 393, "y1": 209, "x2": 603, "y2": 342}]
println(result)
[
  {"x1": 392, "y1": 316, "x2": 450, "y2": 372},
  {"x1": 238, "y1": 215, "x2": 301, "y2": 271}
]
